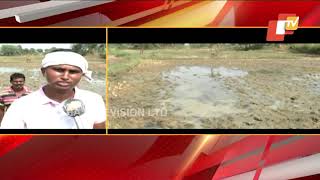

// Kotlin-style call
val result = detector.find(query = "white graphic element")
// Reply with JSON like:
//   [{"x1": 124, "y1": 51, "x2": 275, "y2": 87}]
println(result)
[
  {"x1": 0, "y1": 0, "x2": 113, "y2": 23},
  {"x1": 219, "y1": 6, "x2": 235, "y2": 26},
  {"x1": 0, "y1": 0, "x2": 205, "y2": 26},
  {"x1": 275, "y1": 17, "x2": 299, "y2": 35},
  {"x1": 223, "y1": 152, "x2": 320, "y2": 180},
  {"x1": 276, "y1": 20, "x2": 287, "y2": 35}
]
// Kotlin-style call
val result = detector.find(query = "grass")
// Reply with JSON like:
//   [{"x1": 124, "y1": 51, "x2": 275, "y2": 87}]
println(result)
[
  {"x1": 0, "y1": 54, "x2": 104, "y2": 63},
  {"x1": 108, "y1": 59, "x2": 140, "y2": 75},
  {"x1": 108, "y1": 48, "x2": 141, "y2": 76},
  {"x1": 289, "y1": 44, "x2": 320, "y2": 55},
  {"x1": 138, "y1": 47, "x2": 315, "y2": 60},
  {"x1": 0, "y1": 55, "x2": 42, "y2": 63},
  {"x1": 108, "y1": 45, "x2": 320, "y2": 76},
  {"x1": 250, "y1": 69, "x2": 283, "y2": 75},
  {"x1": 140, "y1": 48, "x2": 209, "y2": 60}
]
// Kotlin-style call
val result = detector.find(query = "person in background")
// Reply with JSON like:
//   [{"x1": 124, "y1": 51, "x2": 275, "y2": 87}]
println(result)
[
  {"x1": 0, "y1": 73, "x2": 31, "y2": 123},
  {"x1": 0, "y1": 50, "x2": 106, "y2": 129}
]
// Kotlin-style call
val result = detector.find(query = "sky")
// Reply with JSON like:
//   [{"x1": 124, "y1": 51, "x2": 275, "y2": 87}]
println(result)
[{"x1": 0, "y1": 43, "x2": 72, "y2": 50}]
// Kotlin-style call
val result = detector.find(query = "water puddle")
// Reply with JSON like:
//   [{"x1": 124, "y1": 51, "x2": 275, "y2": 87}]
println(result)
[
  {"x1": 308, "y1": 77, "x2": 320, "y2": 94},
  {"x1": 162, "y1": 66, "x2": 247, "y2": 128},
  {"x1": 28, "y1": 68, "x2": 41, "y2": 79},
  {"x1": 295, "y1": 73, "x2": 320, "y2": 94},
  {"x1": 210, "y1": 66, "x2": 248, "y2": 77},
  {"x1": 313, "y1": 81, "x2": 320, "y2": 93},
  {"x1": 0, "y1": 68, "x2": 41, "y2": 78},
  {"x1": 79, "y1": 78, "x2": 106, "y2": 100},
  {"x1": 0, "y1": 67, "x2": 23, "y2": 73}
]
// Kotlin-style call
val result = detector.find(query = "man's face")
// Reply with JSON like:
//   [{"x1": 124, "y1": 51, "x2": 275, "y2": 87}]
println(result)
[
  {"x1": 11, "y1": 78, "x2": 25, "y2": 91},
  {"x1": 42, "y1": 64, "x2": 83, "y2": 91}
]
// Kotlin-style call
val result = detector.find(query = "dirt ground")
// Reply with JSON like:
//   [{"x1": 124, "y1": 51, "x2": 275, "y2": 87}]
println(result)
[{"x1": 109, "y1": 55, "x2": 320, "y2": 129}]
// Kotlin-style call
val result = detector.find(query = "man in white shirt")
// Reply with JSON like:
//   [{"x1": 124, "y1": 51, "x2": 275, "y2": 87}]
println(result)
[{"x1": 0, "y1": 50, "x2": 106, "y2": 129}]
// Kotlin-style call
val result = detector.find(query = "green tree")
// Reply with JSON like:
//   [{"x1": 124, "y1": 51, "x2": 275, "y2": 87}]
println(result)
[
  {"x1": 0, "y1": 45, "x2": 22, "y2": 56},
  {"x1": 29, "y1": 48, "x2": 37, "y2": 55},
  {"x1": 44, "y1": 47, "x2": 57, "y2": 54},
  {"x1": 72, "y1": 44, "x2": 106, "y2": 57},
  {"x1": 71, "y1": 44, "x2": 89, "y2": 56},
  {"x1": 37, "y1": 49, "x2": 43, "y2": 54}
]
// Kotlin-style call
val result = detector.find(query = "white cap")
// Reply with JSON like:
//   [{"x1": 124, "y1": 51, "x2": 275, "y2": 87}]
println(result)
[{"x1": 41, "y1": 51, "x2": 93, "y2": 82}]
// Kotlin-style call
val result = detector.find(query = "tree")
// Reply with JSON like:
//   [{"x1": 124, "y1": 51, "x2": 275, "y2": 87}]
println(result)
[
  {"x1": 97, "y1": 44, "x2": 106, "y2": 58},
  {"x1": 29, "y1": 48, "x2": 37, "y2": 55},
  {"x1": 37, "y1": 49, "x2": 43, "y2": 54},
  {"x1": 71, "y1": 44, "x2": 106, "y2": 57},
  {"x1": 71, "y1": 44, "x2": 89, "y2": 56},
  {"x1": 44, "y1": 47, "x2": 57, "y2": 54},
  {"x1": 0, "y1": 45, "x2": 22, "y2": 56}
]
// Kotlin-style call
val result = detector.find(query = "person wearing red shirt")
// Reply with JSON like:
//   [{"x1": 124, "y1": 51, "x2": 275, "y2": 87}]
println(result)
[{"x1": 0, "y1": 73, "x2": 31, "y2": 122}]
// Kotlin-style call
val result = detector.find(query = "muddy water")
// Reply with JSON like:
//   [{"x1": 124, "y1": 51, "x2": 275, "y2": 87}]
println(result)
[
  {"x1": 109, "y1": 59, "x2": 320, "y2": 129},
  {"x1": 305, "y1": 74, "x2": 320, "y2": 94},
  {"x1": 79, "y1": 78, "x2": 106, "y2": 100},
  {"x1": 0, "y1": 67, "x2": 24, "y2": 73},
  {"x1": 290, "y1": 73, "x2": 320, "y2": 95},
  {"x1": 162, "y1": 66, "x2": 248, "y2": 128}
]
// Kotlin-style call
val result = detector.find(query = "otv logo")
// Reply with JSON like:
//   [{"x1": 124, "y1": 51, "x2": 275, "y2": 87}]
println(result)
[{"x1": 266, "y1": 14, "x2": 299, "y2": 41}]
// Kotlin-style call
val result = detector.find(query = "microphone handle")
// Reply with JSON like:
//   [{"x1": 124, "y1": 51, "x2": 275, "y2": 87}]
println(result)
[
  {"x1": 74, "y1": 116, "x2": 85, "y2": 129},
  {"x1": 73, "y1": 117, "x2": 80, "y2": 129}
]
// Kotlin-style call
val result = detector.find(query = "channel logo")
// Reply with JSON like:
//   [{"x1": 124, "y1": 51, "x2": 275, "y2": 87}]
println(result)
[{"x1": 266, "y1": 14, "x2": 299, "y2": 41}]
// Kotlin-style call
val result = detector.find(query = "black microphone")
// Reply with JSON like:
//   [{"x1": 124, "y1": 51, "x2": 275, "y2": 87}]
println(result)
[{"x1": 63, "y1": 99, "x2": 85, "y2": 129}]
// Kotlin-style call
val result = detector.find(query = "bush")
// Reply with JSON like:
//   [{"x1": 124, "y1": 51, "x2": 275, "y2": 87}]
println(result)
[
  {"x1": 108, "y1": 48, "x2": 140, "y2": 75},
  {"x1": 233, "y1": 44, "x2": 265, "y2": 51},
  {"x1": 71, "y1": 44, "x2": 106, "y2": 58},
  {"x1": 288, "y1": 44, "x2": 320, "y2": 55}
]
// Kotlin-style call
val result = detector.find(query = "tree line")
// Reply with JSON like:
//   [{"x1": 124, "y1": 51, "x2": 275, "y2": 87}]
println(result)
[
  {"x1": 109, "y1": 43, "x2": 320, "y2": 55},
  {"x1": 0, "y1": 44, "x2": 106, "y2": 58}
]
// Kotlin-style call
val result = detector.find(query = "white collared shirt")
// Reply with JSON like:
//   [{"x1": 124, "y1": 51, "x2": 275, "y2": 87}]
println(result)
[{"x1": 0, "y1": 87, "x2": 106, "y2": 129}]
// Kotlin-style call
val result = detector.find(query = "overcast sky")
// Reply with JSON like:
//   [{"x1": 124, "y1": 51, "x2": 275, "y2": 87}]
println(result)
[{"x1": 0, "y1": 43, "x2": 72, "y2": 50}]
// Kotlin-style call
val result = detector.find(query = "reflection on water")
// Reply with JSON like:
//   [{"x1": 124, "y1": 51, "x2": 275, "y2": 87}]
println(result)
[
  {"x1": 303, "y1": 73, "x2": 320, "y2": 94},
  {"x1": 78, "y1": 78, "x2": 106, "y2": 100},
  {"x1": 314, "y1": 81, "x2": 320, "y2": 93},
  {"x1": 211, "y1": 66, "x2": 248, "y2": 77},
  {"x1": 290, "y1": 74, "x2": 320, "y2": 95},
  {"x1": 28, "y1": 69, "x2": 41, "y2": 79},
  {"x1": 0, "y1": 67, "x2": 24, "y2": 73},
  {"x1": 162, "y1": 66, "x2": 247, "y2": 128}
]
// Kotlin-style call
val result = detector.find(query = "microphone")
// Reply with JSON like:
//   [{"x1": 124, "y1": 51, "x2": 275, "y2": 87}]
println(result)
[{"x1": 62, "y1": 99, "x2": 85, "y2": 129}]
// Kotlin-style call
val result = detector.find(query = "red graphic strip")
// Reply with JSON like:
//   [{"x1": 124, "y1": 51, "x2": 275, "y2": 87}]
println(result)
[
  {"x1": 214, "y1": 1, "x2": 320, "y2": 26},
  {"x1": 253, "y1": 136, "x2": 275, "y2": 180},
  {"x1": 123, "y1": 0, "x2": 202, "y2": 26},
  {"x1": 187, "y1": 135, "x2": 279, "y2": 176},
  {"x1": 0, "y1": 135, "x2": 32, "y2": 157},
  {"x1": 131, "y1": 136, "x2": 195, "y2": 167},
  {"x1": 0, "y1": 0, "x2": 165, "y2": 26}
]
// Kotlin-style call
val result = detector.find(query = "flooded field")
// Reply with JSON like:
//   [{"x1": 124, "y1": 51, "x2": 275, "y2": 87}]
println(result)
[
  {"x1": 109, "y1": 48, "x2": 320, "y2": 129},
  {"x1": 161, "y1": 66, "x2": 246, "y2": 128}
]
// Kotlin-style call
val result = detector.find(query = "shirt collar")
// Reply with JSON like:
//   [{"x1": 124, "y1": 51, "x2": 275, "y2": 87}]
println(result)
[
  {"x1": 6, "y1": 86, "x2": 27, "y2": 93},
  {"x1": 38, "y1": 86, "x2": 79, "y2": 105}
]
